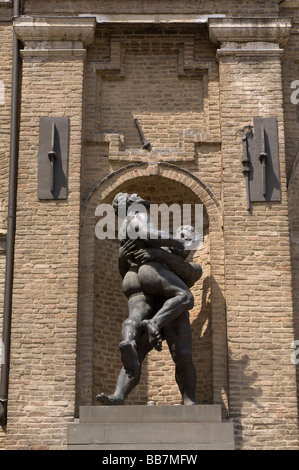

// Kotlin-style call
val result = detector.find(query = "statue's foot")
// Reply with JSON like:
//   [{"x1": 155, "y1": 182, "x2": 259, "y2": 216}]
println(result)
[
  {"x1": 96, "y1": 393, "x2": 124, "y2": 406},
  {"x1": 141, "y1": 320, "x2": 162, "y2": 351},
  {"x1": 183, "y1": 392, "x2": 196, "y2": 405},
  {"x1": 119, "y1": 340, "x2": 140, "y2": 378},
  {"x1": 184, "y1": 399, "x2": 196, "y2": 405}
]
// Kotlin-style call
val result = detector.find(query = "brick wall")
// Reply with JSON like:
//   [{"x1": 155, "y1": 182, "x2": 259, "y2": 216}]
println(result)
[
  {"x1": 0, "y1": 0, "x2": 299, "y2": 451},
  {"x1": 3, "y1": 47, "x2": 86, "y2": 449},
  {"x1": 280, "y1": 2, "x2": 299, "y2": 412},
  {"x1": 217, "y1": 42, "x2": 298, "y2": 448},
  {"x1": 0, "y1": 1, "x2": 13, "y2": 449},
  {"x1": 0, "y1": 23, "x2": 12, "y2": 234},
  {"x1": 76, "y1": 24, "x2": 227, "y2": 414}
]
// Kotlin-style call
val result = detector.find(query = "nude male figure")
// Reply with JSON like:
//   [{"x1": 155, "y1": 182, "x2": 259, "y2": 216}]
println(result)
[
  {"x1": 97, "y1": 223, "x2": 202, "y2": 406},
  {"x1": 113, "y1": 193, "x2": 201, "y2": 378}
]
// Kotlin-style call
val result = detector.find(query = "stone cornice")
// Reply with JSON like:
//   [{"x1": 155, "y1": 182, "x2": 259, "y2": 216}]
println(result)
[
  {"x1": 78, "y1": 13, "x2": 226, "y2": 24},
  {"x1": 279, "y1": 0, "x2": 299, "y2": 8},
  {"x1": 14, "y1": 16, "x2": 96, "y2": 47},
  {"x1": 208, "y1": 17, "x2": 292, "y2": 47},
  {"x1": 216, "y1": 41, "x2": 284, "y2": 58}
]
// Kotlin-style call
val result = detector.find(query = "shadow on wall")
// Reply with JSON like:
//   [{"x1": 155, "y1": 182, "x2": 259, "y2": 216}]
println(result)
[
  {"x1": 228, "y1": 352, "x2": 263, "y2": 449},
  {"x1": 191, "y1": 276, "x2": 213, "y2": 405},
  {"x1": 205, "y1": 273, "x2": 262, "y2": 447}
]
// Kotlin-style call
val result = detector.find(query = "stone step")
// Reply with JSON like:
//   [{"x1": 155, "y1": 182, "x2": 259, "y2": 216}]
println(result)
[
  {"x1": 67, "y1": 405, "x2": 235, "y2": 450},
  {"x1": 78, "y1": 404, "x2": 222, "y2": 424},
  {"x1": 68, "y1": 422, "x2": 235, "y2": 450}
]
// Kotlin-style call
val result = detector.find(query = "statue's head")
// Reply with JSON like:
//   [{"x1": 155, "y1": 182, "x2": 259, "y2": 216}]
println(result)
[
  {"x1": 112, "y1": 192, "x2": 150, "y2": 216},
  {"x1": 174, "y1": 225, "x2": 203, "y2": 257}
]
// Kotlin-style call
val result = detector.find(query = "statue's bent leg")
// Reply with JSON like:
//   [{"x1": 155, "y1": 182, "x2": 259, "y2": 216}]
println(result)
[
  {"x1": 165, "y1": 312, "x2": 196, "y2": 405},
  {"x1": 121, "y1": 293, "x2": 153, "y2": 343},
  {"x1": 140, "y1": 318, "x2": 163, "y2": 351},
  {"x1": 119, "y1": 341, "x2": 139, "y2": 378},
  {"x1": 138, "y1": 262, "x2": 194, "y2": 349},
  {"x1": 96, "y1": 330, "x2": 153, "y2": 405},
  {"x1": 121, "y1": 268, "x2": 153, "y2": 376}
]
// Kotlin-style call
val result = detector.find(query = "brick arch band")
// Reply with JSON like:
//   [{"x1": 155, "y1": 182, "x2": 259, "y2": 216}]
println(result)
[
  {"x1": 76, "y1": 162, "x2": 228, "y2": 415},
  {"x1": 84, "y1": 162, "x2": 223, "y2": 230}
]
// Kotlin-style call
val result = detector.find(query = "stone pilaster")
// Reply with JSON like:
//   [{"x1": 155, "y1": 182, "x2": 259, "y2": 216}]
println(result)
[
  {"x1": 5, "y1": 17, "x2": 95, "y2": 450},
  {"x1": 209, "y1": 18, "x2": 299, "y2": 450}
]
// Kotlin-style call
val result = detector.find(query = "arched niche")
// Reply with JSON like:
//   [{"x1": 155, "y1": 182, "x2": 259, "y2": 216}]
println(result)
[{"x1": 76, "y1": 163, "x2": 228, "y2": 415}]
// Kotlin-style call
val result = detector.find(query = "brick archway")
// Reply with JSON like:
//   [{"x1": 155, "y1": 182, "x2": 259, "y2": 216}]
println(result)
[
  {"x1": 76, "y1": 163, "x2": 228, "y2": 415},
  {"x1": 84, "y1": 162, "x2": 223, "y2": 229}
]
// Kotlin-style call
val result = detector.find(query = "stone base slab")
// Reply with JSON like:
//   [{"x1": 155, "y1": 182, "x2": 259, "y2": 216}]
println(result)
[{"x1": 67, "y1": 405, "x2": 235, "y2": 450}]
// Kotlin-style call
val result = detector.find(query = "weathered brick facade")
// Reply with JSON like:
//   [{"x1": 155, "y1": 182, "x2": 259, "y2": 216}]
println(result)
[{"x1": 1, "y1": 0, "x2": 299, "y2": 450}]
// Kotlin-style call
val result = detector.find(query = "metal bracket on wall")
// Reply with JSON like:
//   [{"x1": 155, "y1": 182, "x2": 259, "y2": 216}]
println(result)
[
  {"x1": 38, "y1": 117, "x2": 69, "y2": 200},
  {"x1": 242, "y1": 117, "x2": 281, "y2": 209}
]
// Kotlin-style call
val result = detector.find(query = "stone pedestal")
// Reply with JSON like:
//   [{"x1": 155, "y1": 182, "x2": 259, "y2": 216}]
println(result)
[{"x1": 67, "y1": 405, "x2": 235, "y2": 450}]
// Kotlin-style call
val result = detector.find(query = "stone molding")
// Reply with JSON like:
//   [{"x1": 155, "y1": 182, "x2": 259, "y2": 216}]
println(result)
[
  {"x1": 208, "y1": 17, "x2": 292, "y2": 52},
  {"x1": 91, "y1": 130, "x2": 220, "y2": 163},
  {"x1": 279, "y1": 0, "x2": 299, "y2": 8},
  {"x1": 14, "y1": 16, "x2": 96, "y2": 56},
  {"x1": 78, "y1": 13, "x2": 226, "y2": 24},
  {"x1": 215, "y1": 42, "x2": 284, "y2": 58}
]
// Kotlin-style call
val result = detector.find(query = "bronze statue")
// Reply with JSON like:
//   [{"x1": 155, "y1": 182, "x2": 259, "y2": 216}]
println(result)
[{"x1": 97, "y1": 193, "x2": 202, "y2": 405}]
